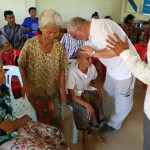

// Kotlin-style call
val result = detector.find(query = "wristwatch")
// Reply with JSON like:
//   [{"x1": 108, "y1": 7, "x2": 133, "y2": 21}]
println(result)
[{"x1": 92, "y1": 50, "x2": 96, "y2": 57}]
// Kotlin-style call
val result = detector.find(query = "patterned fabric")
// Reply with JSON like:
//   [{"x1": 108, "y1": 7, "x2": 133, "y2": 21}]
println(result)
[
  {"x1": 60, "y1": 33, "x2": 84, "y2": 59},
  {"x1": 18, "y1": 36, "x2": 68, "y2": 98},
  {"x1": 29, "y1": 93, "x2": 62, "y2": 128},
  {"x1": 0, "y1": 120, "x2": 69, "y2": 150},
  {"x1": 0, "y1": 84, "x2": 18, "y2": 145},
  {"x1": 68, "y1": 90, "x2": 106, "y2": 134},
  {"x1": 0, "y1": 84, "x2": 69, "y2": 149},
  {"x1": 1, "y1": 24, "x2": 27, "y2": 49}
]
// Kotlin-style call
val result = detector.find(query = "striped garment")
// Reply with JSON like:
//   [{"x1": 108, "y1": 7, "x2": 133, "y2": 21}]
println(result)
[
  {"x1": 60, "y1": 33, "x2": 84, "y2": 59},
  {"x1": 1, "y1": 24, "x2": 27, "y2": 50}
]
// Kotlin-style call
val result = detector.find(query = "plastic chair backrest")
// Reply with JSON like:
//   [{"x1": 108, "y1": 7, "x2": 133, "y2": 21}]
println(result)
[
  {"x1": 3, "y1": 65, "x2": 23, "y2": 99},
  {"x1": 3, "y1": 65, "x2": 38, "y2": 121},
  {"x1": 2, "y1": 49, "x2": 20, "y2": 65}
]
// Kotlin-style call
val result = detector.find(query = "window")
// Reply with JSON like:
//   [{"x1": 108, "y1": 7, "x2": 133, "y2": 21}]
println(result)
[{"x1": 142, "y1": 0, "x2": 150, "y2": 14}]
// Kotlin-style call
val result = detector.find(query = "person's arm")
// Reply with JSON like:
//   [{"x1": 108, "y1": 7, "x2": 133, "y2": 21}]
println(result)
[
  {"x1": 0, "y1": 42, "x2": 12, "y2": 55},
  {"x1": 22, "y1": 18, "x2": 31, "y2": 32},
  {"x1": 1, "y1": 27, "x2": 13, "y2": 52},
  {"x1": 91, "y1": 77, "x2": 102, "y2": 102},
  {"x1": 19, "y1": 67, "x2": 31, "y2": 96},
  {"x1": 81, "y1": 45, "x2": 116, "y2": 58},
  {"x1": 60, "y1": 69, "x2": 67, "y2": 103},
  {"x1": 68, "y1": 89, "x2": 95, "y2": 120},
  {"x1": 107, "y1": 33, "x2": 150, "y2": 85},
  {"x1": 0, "y1": 115, "x2": 30, "y2": 132},
  {"x1": 18, "y1": 40, "x2": 31, "y2": 96}
]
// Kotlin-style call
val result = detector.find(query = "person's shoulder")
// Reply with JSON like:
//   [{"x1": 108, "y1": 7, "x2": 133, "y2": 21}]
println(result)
[
  {"x1": 28, "y1": 36, "x2": 37, "y2": 42},
  {"x1": 2, "y1": 24, "x2": 9, "y2": 30},
  {"x1": 23, "y1": 17, "x2": 30, "y2": 22},
  {"x1": 55, "y1": 40, "x2": 65, "y2": 49},
  {"x1": 25, "y1": 17, "x2": 31, "y2": 20},
  {"x1": 68, "y1": 64, "x2": 77, "y2": 73},
  {"x1": 16, "y1": 24, "x2": 23, "y2": 28},
  {"x1": 62, "y1": 33, "x2": 70, "y2": 38},
  {"x1": 24, "y1": 36, "x2": 37, "y2": 45}
]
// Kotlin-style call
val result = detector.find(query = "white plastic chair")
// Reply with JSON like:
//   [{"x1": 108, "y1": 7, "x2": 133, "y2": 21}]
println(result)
[
  {"x1": 61, "y1": 103, "x2": 78, "y2": 144},
  {"x1": 3, "y1": 65, "x2": 38, "y2": 121},
  {"x1": 62, "y1": 58, "x2": 78, "y2": 144}
]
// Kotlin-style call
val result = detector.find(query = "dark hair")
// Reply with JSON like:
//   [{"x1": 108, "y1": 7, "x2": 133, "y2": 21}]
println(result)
[
  {"x1": 28, "y1": 7, "x2": 36, "y2": 13},
  {"x1": 124, "y1": 14, "x2": 135, "y2": 24},
  {"x1": 4, "y1": 10, "x2": 13, "y2": 18},
  {"x1": 91, "y1": 12, "x2": 99, "y2": 19},
  {"x1": 104, "y1": 16, "x2": 113, "y2": 20}
]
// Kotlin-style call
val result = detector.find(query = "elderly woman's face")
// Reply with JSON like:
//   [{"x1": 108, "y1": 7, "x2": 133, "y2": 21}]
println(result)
[
  {"x1": 0, "y1": 62, "x2": 6, "y2": 84},
  {"x1": 78, "y1": 54, "x2": 92, "y2": 68},
  {"x1": 40, "y1": 26, "x2": 59, "y2": 40}
]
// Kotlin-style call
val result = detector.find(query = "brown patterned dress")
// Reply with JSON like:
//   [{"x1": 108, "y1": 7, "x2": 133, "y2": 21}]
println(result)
[{"x1": 18, "y1": 36, "x2": 68, "y2": 127}]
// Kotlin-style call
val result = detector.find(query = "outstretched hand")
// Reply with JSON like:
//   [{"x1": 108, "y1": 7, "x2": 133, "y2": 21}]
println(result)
[{"x1": 106, "y1": 33, "x2": 129, "y2": 55}]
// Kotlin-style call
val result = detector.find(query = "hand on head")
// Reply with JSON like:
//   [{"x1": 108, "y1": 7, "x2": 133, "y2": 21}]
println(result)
[
  {"x1": 81, "y1": 45, "x2": 95, "y2": 57},
  {"x1": 106, "y1": 33, "x2": 129, "y2": 55}
]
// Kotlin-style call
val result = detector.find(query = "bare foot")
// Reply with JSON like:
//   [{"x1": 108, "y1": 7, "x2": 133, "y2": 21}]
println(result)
[
  {"x1": 95, "y1": 132, "x2": 106, "y2": 145},
  {"x1": 82, "y1": 137, "x2": 91, "y2": 150}
]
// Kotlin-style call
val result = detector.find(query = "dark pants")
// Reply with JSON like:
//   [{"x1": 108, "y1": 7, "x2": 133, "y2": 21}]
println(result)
[{"x1": 144, "y1": 113, "x2": 150, "y2": 150}]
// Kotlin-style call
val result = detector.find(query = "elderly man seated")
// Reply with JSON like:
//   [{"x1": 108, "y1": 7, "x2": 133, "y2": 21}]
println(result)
[{"x1": 66, "y1": 48, "x2": 106, "y2": 150}]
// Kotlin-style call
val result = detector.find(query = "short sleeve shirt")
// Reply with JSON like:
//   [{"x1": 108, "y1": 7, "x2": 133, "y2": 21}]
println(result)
[
  {"x1": 66, "y1": 64, "x2": 97, "y2": 96},
  {"x1": 1, "y1": 24, "x2": 27, "y2": 49},
  {"x1": 18, "y1": 36, "x2": 68, "y2": 98}
]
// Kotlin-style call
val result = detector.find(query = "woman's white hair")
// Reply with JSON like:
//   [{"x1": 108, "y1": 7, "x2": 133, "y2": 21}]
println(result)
[{"x1": 38, "y1": 9, "x2": 62, "y2": 28}]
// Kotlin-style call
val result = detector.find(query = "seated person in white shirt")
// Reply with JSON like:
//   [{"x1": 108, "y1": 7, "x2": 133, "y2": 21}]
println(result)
[
  {"x1": 66, "y1": 48, "x2": 106, "y2": 150},
  {"x1": 60, "y1": 32, "x2": 84, "y2": 59}
]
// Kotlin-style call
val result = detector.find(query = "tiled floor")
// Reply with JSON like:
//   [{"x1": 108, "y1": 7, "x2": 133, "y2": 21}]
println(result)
[{"x1": 62, "y1": 79, "x2": 146, "y2": 150}]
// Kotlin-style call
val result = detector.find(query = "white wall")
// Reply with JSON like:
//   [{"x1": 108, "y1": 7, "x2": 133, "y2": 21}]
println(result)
[
  {"x1": 121, "y1": 0, "x2": 150, "y2": 22},
  {"x1": 0, "y1": 0, "x2": 123, "y2": 28},
  {"x1": 36, "y1": 0, "x2": 123, "y2": 27},
  {"x1": 0, "y1": 0, "x2": 27, "y2": 27}
]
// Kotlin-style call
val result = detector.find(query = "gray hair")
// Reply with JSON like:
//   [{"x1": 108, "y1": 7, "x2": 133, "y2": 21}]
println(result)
[
  {"x1": 77, "y1": 48, "x2": 84, "y2": 58},
  {"x1": 38, "y1": 9, "x2": 62, "y2": 28},
  {"x1": 67, "y1": 17, "x2": 86, "y2": 33}
]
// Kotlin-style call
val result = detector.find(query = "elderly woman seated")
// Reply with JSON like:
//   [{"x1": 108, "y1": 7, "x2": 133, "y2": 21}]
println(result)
[
  {"x1": 66, "y1": 48, "x2": 107, "y2": 150},
  {"x1": 0, "y1": 61, "x2": 69, "y2": 150}
]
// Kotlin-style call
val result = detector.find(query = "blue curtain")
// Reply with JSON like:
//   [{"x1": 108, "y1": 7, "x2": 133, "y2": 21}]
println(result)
[{"x1": 142, "y1": 0, "x2": 150, "y2": 14}]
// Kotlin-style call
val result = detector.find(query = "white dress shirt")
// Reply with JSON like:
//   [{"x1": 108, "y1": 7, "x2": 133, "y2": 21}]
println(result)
[{"x1": 86, "y1": 18, "x2": 139, "y2": 80}]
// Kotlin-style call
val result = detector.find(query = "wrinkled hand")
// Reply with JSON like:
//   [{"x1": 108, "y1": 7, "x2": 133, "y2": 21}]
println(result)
[
  {"x1": 81, "y1": 45, "x2": 95, "y2": 57},
  {"x1": 85, "y1": 103, "x2": 95, "y2": 120},
  {"x1": 106, "y1": 33, "x2": 129, "y2": 55},
  {"x1": 21, "y1": 83, "x2": 32, "y2": 97}
]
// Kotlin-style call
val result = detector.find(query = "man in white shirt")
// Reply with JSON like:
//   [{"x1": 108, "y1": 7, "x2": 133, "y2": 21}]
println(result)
[
  {"x1": 67, "y1": 17, "x2": 139, "y2": 134},
  {"x1": 106, "y1": 33, "x2": 150, "y2": 150}
]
